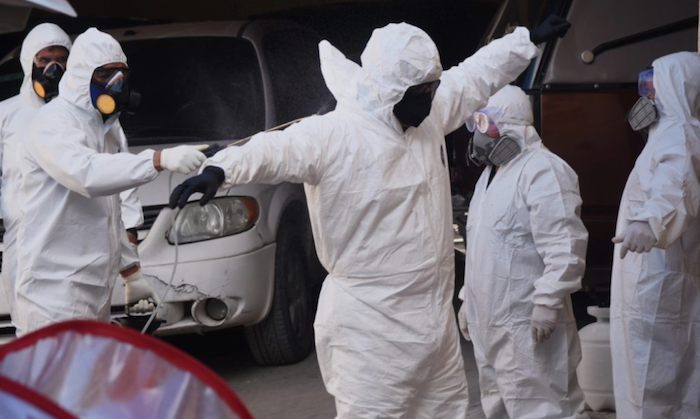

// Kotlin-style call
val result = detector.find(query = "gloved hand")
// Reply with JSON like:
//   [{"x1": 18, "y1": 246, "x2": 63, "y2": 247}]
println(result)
[
  {"x1": 531, "y1": 305, "x2": 558, "y2": 344},
  {"x1": 160, "y1": 145, "x2": 207, "y2": 174},
  {"x1": 612, "y1": 221, "x2": 657, "y2": 259},
  {"x1": 529, "y1": 15, "x2": 571, "y2": 45},
  {"x1": 458, "y1": 301, "x2": 470, "y2": 341},
  {"x1": 123, "y1": 269, "x2": 160, "y2": 313},
  {"x1": 169, "y1": 166, "x2": 226, "y2": 209}
]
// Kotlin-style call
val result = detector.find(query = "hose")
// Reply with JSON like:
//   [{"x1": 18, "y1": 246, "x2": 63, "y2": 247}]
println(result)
[{"x1": 140, "y1": 173, "x2": 181, "y2": 334}]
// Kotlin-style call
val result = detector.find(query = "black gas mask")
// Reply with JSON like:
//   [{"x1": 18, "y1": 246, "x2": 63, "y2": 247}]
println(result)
[
  {"x1": 393, "y1": 80, "x2": 440, "y2": 128},
  {"x1": 90, "y1": 67, "x2": 141, "y2": 118},
  {"x1": 626, "y1": 68, "x2": 659, "y2": 140},
  {"x1": 468, "y1": 131, "x2": 521, "y2": 166},
  {"x1": 32, "y1": 61, "x2": 65, "y2": 103}
]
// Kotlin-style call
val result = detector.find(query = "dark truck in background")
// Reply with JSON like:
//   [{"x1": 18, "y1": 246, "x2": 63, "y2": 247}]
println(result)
[{"x1": 453, "y1": 0, "x2": 698, "y2": 327}]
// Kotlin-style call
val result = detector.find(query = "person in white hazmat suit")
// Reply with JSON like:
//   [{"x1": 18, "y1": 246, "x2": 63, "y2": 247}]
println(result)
[
  {"x1": 0, "y1": 24, "x2": 148, "y2": 333},
  {"x1": 457, "y1": 85, "x2": 589, "y2": 419},
  {"x1": 0, "y1": 23, "x2": 72, "y2": 331},
  {"x1": 168, "y1": 17, "x2": 571, "y2": 418},
  {"x1": 13, "y1": 27, "x2": 208, "y2": 336},
  {"x1": 610, "y1": 51, "x2": 700, "y2": 418}
]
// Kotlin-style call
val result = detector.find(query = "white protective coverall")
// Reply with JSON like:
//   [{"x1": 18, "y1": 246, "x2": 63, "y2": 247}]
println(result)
[
  {"x1": 202, "y1": 23, "x2": 538, "y2": 418},
  {"x1": 13, "y1": 28, "x2": 159, "y2": 336},
  {"x1": 610, "y1": 51, "x2": 700, "y2": 419},
  {"x1": 0, "y1": 23, "x2": 72, "y2": 328},
  {"x1": 458, "y1": 85, "x2": 589, "y2": 418}
]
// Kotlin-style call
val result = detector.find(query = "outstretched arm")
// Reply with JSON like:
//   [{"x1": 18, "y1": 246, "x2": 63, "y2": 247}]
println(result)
[
  {"x1": 26, "y1": 116, "x2": 159, "y2": 198},
  {"x1": 169, "y1": 116, "x2": 334, "y2": 208},
  {"x1": 204, "y1": 116, "x2": 331, "y2": 188},
  {"x1": 437, "y1": 27, "x2": 539, "y2": 133}
]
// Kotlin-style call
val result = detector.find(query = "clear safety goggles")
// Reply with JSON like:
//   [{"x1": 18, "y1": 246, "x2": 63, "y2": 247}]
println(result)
[
  {"x1": 406, "y1": 79, "x2": 441, "y2": 99},
  {"x1": 92, "y1": 66, "x2": 131, "y2": 85},
  {"x1": 34, "y1": 55, "x2": 68, "y2": 68},
  {"x1": 466, "y1": 107, "x2": 503, "y2": 135},
  {"x1": 104, "y1": 71, "x2": 128, "y2": 90},
  {"x1": 638, "y1": 67, "x2": 655, "y2": 98},
  {"x1": 36, "y1": 61, "x2": 65, "y2": 78}
]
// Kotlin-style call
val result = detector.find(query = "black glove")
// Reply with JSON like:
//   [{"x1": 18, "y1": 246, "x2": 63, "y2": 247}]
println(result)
[
  {"x1": 529, "y1": 15, "x2": 571, "y2": 45},
  {"x1": 169, "y1": 166, "x2": 225, "y2": 209},
  {"x1": 201, "y1": 143, "x2": 227, "y2": 158}
]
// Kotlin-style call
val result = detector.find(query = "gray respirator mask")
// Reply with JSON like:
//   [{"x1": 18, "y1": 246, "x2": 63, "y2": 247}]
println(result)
[
  {"x1": 627, "y1": 96, "x2": 659, "y2": 132},
  {"x1": 468, "y1": 131, "x2": 521, "y2": 166}
]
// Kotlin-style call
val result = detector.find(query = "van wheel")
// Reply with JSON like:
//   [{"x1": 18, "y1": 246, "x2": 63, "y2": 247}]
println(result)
[{"x1": 244, "y1": 203, "x2": 315, "y2": 365}]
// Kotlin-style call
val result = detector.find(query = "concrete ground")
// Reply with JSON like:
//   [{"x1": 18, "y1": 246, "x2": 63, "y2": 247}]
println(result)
[{"x1": 165, "y1": 329, "x2": 616, "y2": 418}]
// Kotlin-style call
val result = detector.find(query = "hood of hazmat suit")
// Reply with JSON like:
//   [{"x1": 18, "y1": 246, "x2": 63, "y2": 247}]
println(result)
[
  {"x1": 202, "y1": 23, "x2": 538, "y2": 418},
  {"x1": 610, "y1": 51, "x2": 700, "y2": 419},
  {"x1": 13, "y1": 28, "x2": 159, "y2": 336},
  {"x1": 0, "y1": 23, "x2": 71, "y2": 331},
  {"x1": 459, "y1": 85, "x2": 589, "y2": 419}
]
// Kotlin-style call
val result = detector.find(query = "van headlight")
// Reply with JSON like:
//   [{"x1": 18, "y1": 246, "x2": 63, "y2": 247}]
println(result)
[{"x1": 167, "y1": 197, "x2": 259, "y2": 244}]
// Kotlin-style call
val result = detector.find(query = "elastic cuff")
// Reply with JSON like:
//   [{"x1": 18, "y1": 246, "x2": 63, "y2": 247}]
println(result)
[
  {"x1": 531, "y1": 294, "x2": 564, "y2": 310},
  {"x1": 122, "y1": 268, "x2": 142, "y2": 282}
]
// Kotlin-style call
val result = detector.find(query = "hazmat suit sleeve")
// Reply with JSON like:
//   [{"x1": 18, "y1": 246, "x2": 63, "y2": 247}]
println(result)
[
  {"x1": 0, "y1": 111, "x2": 6, "y2": 208},
  {"x1": 202, "y1": 116, "x2": 331, "y2": 188},
  {"x1": 111, "y1": 124, "x2": 145, "y2": 230},
  {"x1": 119, "y1": 189, "x2": 143, "y2": 229},
  {"x1": 0, "y1": 99, "x2": 15, "y2": 208},
  {"x1": 437, "y1": 27, "x2": 539, "y2": 134},
  {"x1": 110, "y1": 123, "x2": 143, "y2": 271},
  {"x1": 629, "y1": 133, "x2": 700, "y2": 248},
  {"x1": 524, "y1": 157, "x2": 588, "y2": 308},
  {"x1": 25, "y1": 113, "x2": 160, "y2": 199},
  {"x1": 119, "y1": 225, "x2": 139, "y2": 271}
]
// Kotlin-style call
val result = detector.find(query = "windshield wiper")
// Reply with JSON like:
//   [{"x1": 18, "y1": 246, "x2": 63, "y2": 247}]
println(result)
[{"x1": 580, "y1": 16, "x2": 698, "y2": 64}]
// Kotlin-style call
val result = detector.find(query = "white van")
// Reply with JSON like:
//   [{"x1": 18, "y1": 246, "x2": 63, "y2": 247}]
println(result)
[{"x1": 0, "y1": 19, "x2": 332, "y2": 365}]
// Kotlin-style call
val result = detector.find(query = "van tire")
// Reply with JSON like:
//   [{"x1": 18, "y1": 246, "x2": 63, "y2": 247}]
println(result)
[{"x1": 244, "y1": 203, "x2": 315, "y2": 365}]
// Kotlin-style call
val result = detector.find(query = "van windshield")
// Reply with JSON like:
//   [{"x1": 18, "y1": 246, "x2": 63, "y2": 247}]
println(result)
[
  {"x1": 0, "y1": 37, "x2": 265, "y2": 145},
  {"x1": 119, "y1": 36, "x2": 265, "y2": 146}
]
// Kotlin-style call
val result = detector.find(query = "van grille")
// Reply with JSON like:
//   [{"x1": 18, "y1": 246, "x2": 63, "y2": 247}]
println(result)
[{"x1": 139, "y1": 205, "x2": 166, "y2": 231}]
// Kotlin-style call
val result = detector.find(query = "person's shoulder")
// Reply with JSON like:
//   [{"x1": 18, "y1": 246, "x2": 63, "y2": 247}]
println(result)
[
  {"x1": 522, "y1": 147, "x2": 578, "y2": 186},
  {"x1": 35, "y1": 98, "x2": 80, "y2": 124},
  {"x1": 0, "y1": 94, "x2": 20, "y2": 108},
  {"x1": 652, "y1": 117, "x2": 694, "y2": 145},
  {"x1": 525, "y1": 146, "x2": 573, "y2": 171},
  {"x1": 0, "y1": 95, "x2": 22, "y2": 118},
  {"x1": 638, "y1": 118, "x2": 697, "y2": 164},
  {"x1": 23, "y1": 100, "x2": 82, "y2": 142},
  {"x1": 292, "y1": 110, "x2": 351, "y2": 139}
]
